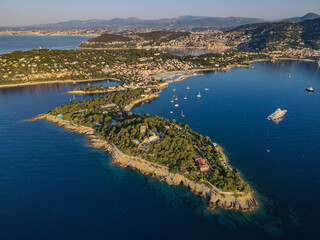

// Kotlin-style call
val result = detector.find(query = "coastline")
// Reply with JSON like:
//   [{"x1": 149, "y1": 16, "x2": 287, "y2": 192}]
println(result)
[
  {"x1": 29, "y1": 112, "x2": 258, "y2": 213},
  {"x1": 2, "y1": 56, "x2": 315, "y2": 90},
  {"x1": 124, "y1": 93, "x2": 160, "y2": 111},
  {"x1": 0, "y1": 77, "x2": 121, "y2": 89}
]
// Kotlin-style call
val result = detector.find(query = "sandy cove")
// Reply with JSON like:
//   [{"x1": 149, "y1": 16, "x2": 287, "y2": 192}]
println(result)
[
  {"x1": 29, "y1": 113, "x2": 258, "y2": 213},
  {"x1": 124, "y1": 93, "x2": 160, "y2": 111}
]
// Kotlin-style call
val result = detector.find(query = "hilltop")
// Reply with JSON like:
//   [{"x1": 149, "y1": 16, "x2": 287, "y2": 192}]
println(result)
[
  {"x1": 80, "y1": 31, "x2": 191, "y2": 49},
  {"x1": 285, "y1": 12, "x2": 320, "y2": 23},
  {"x1": 78, "y1": 18, "x2": 320, "y2": 54},
  {"x1": 224, "y1": 17, "x2": 320, "y2": 51}
]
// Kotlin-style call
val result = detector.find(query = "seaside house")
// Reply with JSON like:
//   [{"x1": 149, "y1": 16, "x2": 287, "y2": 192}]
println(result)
[
  {"x1": 193, "y1": 156, "x2": 210, "y2": 172},
  {"x1": 140, "y1": 126, "x2": 146, "y2": 134},
  {"x1": 100, "y1": 103, "x2": 116, "y2": 109}
]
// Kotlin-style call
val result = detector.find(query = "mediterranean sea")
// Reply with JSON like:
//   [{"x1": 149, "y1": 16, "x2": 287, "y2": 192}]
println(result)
[
  {"x1": 0, "y1": 38, "x2": 320, "y2": 239},
  {"x1": 0, "y1": 36, "x2": 90, "y2": 55}
]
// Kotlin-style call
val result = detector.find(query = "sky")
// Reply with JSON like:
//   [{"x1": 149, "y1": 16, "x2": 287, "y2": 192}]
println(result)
[{"x1": 0, "y1": 0, "x2": 320, "y2": 26}]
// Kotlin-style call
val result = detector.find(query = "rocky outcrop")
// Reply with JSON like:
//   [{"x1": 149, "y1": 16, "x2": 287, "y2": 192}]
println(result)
[{"x1": 32, "y1": 113, "x2": 258, "y2": 213}]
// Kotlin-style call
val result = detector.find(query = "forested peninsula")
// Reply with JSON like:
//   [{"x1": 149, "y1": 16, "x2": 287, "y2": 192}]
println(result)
[{"x1": 31, "y1": 88, "x2": 258, "y2": 212}]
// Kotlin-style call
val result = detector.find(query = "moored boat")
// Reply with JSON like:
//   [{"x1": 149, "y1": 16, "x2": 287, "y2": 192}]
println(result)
[
  {"x1": 306, "y1": 87, "x2": 314, "y2": 92},
  {"x1": 267, "y1": 108, "x2": 287, "y2": 122}
]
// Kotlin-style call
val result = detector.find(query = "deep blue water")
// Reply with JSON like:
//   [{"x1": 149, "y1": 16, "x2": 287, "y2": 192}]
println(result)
[
  {"x1": 0, "y1": 36, "x2": 90, "y2": 54},
  {"x1": 0, "y1": 37, "x2": 320, "y2": 239}
]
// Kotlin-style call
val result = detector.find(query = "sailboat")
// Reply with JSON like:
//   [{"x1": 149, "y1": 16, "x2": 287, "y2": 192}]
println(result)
[
  {"x1": 175, "y1": 95, "x2": 178, "y2": 101},
  {"x1": 181, "y1": 111, "x2": 185, "y2": 117},
  {"x1": 171, "y1": 98, "x2": 174, "y2": 103},
  {"x1": 73, "y1": 94, "x2": 75, "y2": 100},
  {"x1": 288, "y1": 74, "x2": 291, "y2": 79},
  {"x1": 187, "y1": 85, "x2": 190, "y2": 90},
  {"x1": 173, "y1": 87, "x2": 176, "y2": 92},
  {"x1": 197, "y1": 91, "x2": 201, "y2": 98},
  {"x1": 184, "y1": 95, "x2": 187, "y2": 100}
]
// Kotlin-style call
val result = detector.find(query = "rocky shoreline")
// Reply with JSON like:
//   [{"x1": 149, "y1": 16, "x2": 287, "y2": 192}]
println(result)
[
  {"x1": 0, "y1": 77, "x2": 120, "y2": 89},
  {"x1": 29, "y1": 113, "x2": 258, "y2": 213}
]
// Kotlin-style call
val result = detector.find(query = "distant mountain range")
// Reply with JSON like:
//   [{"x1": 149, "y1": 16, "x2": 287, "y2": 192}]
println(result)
[
  {"x1": 284, "y1": 12, "x2": 320, "y2": 23},
  {"x1": 10, "y1": 16, "x2": 265, "y2": 29},
  {"x1": 1, "y1": 12, "x2": 318, "y2": 32}
]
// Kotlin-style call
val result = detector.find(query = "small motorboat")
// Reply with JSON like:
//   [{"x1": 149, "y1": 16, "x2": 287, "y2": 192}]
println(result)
[
  {"x1": 175, "y1": 104, "x2": 179, "y2": 107},
  {"x1": 197, "y1": 91, "x2": 201, "y2": 98},
  {"x1": 205, "y1": 88, "x2": 209, "y2": 91},
  {"x1": 170, "y1": 111, "x2": 173, "y2": 114},
  {"x1": 187, "y1": 85, "x2": 190, "y2": 90},
  {"x1": 306, "y1": 87, "x2": 314, "y2": 92},
  {"x1": 184, "y1": 95, "x2": 187, "y2": 100},
  {"x1": 173, "y1": 87, "x2": 176, "y2": 92}
]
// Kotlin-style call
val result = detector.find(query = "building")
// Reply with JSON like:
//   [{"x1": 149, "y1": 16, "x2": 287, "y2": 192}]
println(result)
[
  {"x1": 140, "y1": 126, "x2": 146, "y2": 134},
  {"x1": 193, "y1": 145, "x2": 201, "y2": 152},
  {"x1": 100, "y1": 103, "x2": 116, "y2": 108},
  {"x1": 193, "y1": 156, "x2": 210, "y2": 172},
  {"x1": 174, "y1": 124, "x2": 183, "y2": 130}
]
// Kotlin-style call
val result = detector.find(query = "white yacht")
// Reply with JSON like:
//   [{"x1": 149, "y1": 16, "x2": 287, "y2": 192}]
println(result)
[
  {"x1": 306, "y1": 87, "x2": 314, "y2": 92},
  {"x1": 175, "y1": 104, "x2": 179, "y2": 107},
  {"x1": 267, "y1": 108, "x2": 287, "y2": 122}
]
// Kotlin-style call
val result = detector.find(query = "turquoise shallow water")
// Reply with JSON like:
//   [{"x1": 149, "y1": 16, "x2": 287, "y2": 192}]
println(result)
[{"x1": 0, "y1": 37, "x2": 320, "y2": 239}]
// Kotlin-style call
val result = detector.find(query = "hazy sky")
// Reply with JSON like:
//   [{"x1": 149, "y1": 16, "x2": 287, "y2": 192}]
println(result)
[{"x1": 1, "y1": 0, "x2": 320, "y2": 26}]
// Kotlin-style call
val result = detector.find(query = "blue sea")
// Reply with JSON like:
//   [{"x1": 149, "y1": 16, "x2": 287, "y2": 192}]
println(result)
[
  {"x1": 0, "y1": 37, "x2": 320, "y2": 240},
  {"x1": 0, "y1": 35, "x2": 90, "y2": 55}
]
